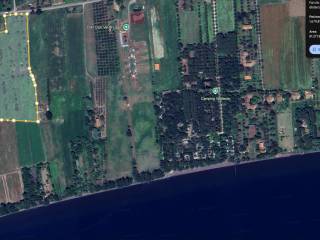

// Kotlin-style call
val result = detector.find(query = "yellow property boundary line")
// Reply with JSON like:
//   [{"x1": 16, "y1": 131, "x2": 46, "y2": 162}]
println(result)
[{"x1": 0, "y1": 12, "x2": 40, "y2": 124}]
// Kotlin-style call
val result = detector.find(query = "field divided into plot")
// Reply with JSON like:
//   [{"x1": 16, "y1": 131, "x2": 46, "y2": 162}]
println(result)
[
  {"x1": 179, "y1": 1, "x2": 214, "y2": 45},
  {"x1": 30, "y1": 8, "x2": 91, "y2": 195},
  {"x1": 0, "y1": 15, "x2": 38, "y2": 121},
  {"x1": 0, "y1": 123, "x2": 24, "y2": 203}
]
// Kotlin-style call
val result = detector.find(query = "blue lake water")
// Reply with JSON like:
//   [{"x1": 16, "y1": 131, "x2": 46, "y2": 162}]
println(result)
[{"x1": 1, "y1": 153, "x2": 320, "y2": 239}]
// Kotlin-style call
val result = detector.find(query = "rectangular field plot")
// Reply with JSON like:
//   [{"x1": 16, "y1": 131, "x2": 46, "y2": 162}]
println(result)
[
  {"x1": 16, "y1": 122, "x2": 45, "y2": 167},
  {"x1": 6, "y1": 171, "x2": 23, "y2": 203},
  {"x1": 216, "y1": 0, "x2": 235, "y2": 33},
  {"x1": 0, "y1": 171, "x2": 24, "y2": 203},
  {"x1": 180, "y1": 10, "x2": 199, "y2": 44},
  {"x1": 0, "y1": 180, "x2": 6, "y2": 203},
  {"x1": 261, "y1": 3, "x2": 312, "y2": 90},
  {"x1": 0, "y1": 123, "x2": 20, "y2": 174},
  {"x1": 133, "y1": 102, "x2": 160, "y2": 172},
  {"x1": 0, "y1": 14, "x2": 38, "y2": 121},
  {"x1": 148, "y1": 0, "x2": 181, "y2": 91}
]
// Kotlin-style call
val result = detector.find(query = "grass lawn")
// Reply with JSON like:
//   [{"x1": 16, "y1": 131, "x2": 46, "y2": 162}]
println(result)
[
  {"x1": 277, "y1": 107, "x2": 294, "y2": 152},
  {"x1": 133, "y1": 102, "x2": 160, "y2": 171},
  {"x1": 130, "y1": 19, "x2": 148, "y2": 42},
  {"x1": 106, "y1": 77, "x2": 132, "y2": 180}
]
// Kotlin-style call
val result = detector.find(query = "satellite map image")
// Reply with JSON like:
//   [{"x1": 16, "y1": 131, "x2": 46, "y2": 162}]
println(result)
[{"x1": 0, "y1": 0, "x2": 320, "y2": 239}]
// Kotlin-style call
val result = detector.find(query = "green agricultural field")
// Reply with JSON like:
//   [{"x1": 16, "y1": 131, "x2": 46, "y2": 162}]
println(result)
[
  {"x1": 133, "y1": 102, "x2": 160, "y2": 171},
  {"x1": 180, "y1": 10, "x2": 199, "y2": 44},
  {"x1": 106, "y1": 77, "x2": 132, "y2": 180},
  {"x1": 0, "y1": 15, "x2": 37, "y2": 121},
  {"x1": 198, "y1": 1, "x2": 214, "y2": 43},
  {"x1": 207, "y1": 3, "x2": 214, "y2": 43},
  {"x1": 16, "y1": 123, "x2": 46, "y2": 166},
  {"x1": 216, "y1": 0, "x2": 235, "y2": 33},
  {"x1": 48, "y1": 160, "x2": 66, "y2": 196},
  {"x1": 125, "y1": 71, "x2": 160, "y2": 172}
]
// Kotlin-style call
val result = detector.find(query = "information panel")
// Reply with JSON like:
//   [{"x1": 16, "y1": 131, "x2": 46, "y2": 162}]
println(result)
[{"x1": 306, "y1": 0, "x2": 320, "y2": 57}]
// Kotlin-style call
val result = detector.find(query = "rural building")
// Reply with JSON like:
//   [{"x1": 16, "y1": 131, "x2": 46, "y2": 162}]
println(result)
[
  {"x1": 120, "y1": 31, "x2": 129, "y2": 47},
  {"x1": 242, "y1": 24, "x2": 253, "y2": 30},
  {"x1": 154, "y1": 63, "x2": 160, "y2": 71},
  {"x1": 258, "y1": 141, "x2": 266, "y2": 153},
  {"x1": 131, "y1": 11, "x2": 145, "y2": 24},
  {"x1": 265, "y1": 95, "x2": 275, "y2": 104},
  {"x1": 244, "y1": 75, "x2": 252, "y2": 81},
  {"x1": 290, "y1": 91, "x2": 301, "y2": 101}
]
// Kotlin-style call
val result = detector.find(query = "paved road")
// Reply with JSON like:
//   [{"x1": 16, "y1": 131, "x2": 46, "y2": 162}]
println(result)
[{"x1": 1, "y1": 0, "x2": 102, "y2": 14}]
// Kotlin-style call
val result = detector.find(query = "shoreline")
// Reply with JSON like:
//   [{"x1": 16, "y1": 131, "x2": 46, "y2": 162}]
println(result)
[{"x1": 0, "y1": 150, "x2": 317, "y2": 220}]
